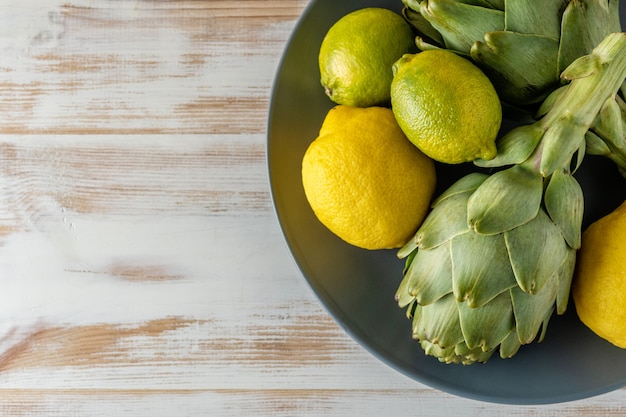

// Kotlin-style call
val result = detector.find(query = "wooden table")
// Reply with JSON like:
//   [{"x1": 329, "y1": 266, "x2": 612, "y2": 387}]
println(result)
[{"x1": 0, "y1": 0, "x2": 624, "y2": 415}]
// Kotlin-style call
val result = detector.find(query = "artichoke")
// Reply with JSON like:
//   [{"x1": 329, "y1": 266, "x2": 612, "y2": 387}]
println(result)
[
  {"x1": 395, "y1": 33, "x2": 626, "y2": 364},
  {"x1": 401, "y1": 0, "x2": 622, "y2": 105}
]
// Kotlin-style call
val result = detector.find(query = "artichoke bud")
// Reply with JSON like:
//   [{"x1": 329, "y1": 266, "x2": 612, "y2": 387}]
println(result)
[{"x1": 396, "y1": 173, "x2": 574, "y2": 365}]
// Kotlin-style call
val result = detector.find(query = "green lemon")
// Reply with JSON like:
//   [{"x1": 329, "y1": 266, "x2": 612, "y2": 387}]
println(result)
[
  {"x1": 391, "y1": 50, "x2": 502, "y2": 164},
  {"x1": 319, "y1": 8, "x2": 416, "y2": 107}
]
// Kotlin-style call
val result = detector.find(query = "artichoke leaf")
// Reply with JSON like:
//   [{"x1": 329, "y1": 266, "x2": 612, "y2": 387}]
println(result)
[
  {"x1": 417, "y1": 193, "x2": 472, "y2": 250},
  {"x1": 536, "y1": 85, "x2": 569, "y2": 119},
  {"x1": 420, "y1": 340, "x2": 457, "y2": 364},
  {"x1": 421, "y1": 340, "x2": 494, "y2": 365},
  {"x1": 504, "y1": 0, "x2": 568, "y2": 39},
  {"x1": 510, "y1": 279, "x2": 558, "y2": 344},
  {"x1": 482, "y1": 0, "x2": 504, "y2": 9},
  {"x1": 499, "y1": 328, "x2": 522, "y2": 358},
  {"x1": 411, "y1": 301, "x2": 423, "y2": 325},
  {"x1": 593, "y1": 95, "x2": 625, "y2": 151},
  {"x1": 544, "y1": 169, "x2": 584, "y2": 249},
  {"x1": 415, "y1": 36, "x2": 445, "y2": 52},
  {"x1": 420, "y1": 0, "x2": 504, "y2": 53},
  {"x1": 402, "y1": 0, "x2": 421, "y2": 8},
  {"x1": 450, "y1": 231, "x2": 517, "y2": 308},
  {"x1": 504, "y1": 209, "x2": 569, "y2": 294},
  {"x1": 402, "y1": 242, "x2": 454, "y2": 306},
  {"x1": 453, "y1": 341, "x2": 496, "y2": 364},
  {"x1": 458, "y1": 291, "x2": 514, "y2": 351},
  {"x1": 474, "y1": 124, "x2": 543, "y2": 168},
  {"x1": 555, "y1": 247, "x2": 576, "y2": 315},
  {"x1": 585, "y1": 130, "x2": 612, "y2": 156},
  {"x1": 432, "y1": 172, "x2": 488, "y2": 207},
  {"x1": 403, "y1": 248, "x2": 418, "y2": 274},
  {"x1": 397, "y1": 236, "x2": 419, "y2": 260},
  {"x1": 470, "y1": 31, "x2": 560, "y2": 105},
  {"x1": 467, "y1": 165, "x2": 543, "y2": 235},
  {"x1": 395, "y1": 273, "x2": 417, "y2": 308},
  {"x1": 451, "y1": 0, "x2": 502, "y2": 7},
  {"x1": 574, "y1": 135, "x2": 586, "y2": 172},
  {"x1": 539, "y1": 118, "x2": 587, "y2": 177},
  {"x1": 557, "y1": 0, "x2": 622, "y2": 75},
  {"x1": 402, "y1": 5, "x2": 446, "y2": 47},
  {"x1": 560, "y1": 54, "x2": 603, "y2": 81},
  {"x1": 537, "y1": 307, "x2": 555, "y2": 343},
  {"x1": 412, "y1": 293, "x2": 465, "y2": 348}
]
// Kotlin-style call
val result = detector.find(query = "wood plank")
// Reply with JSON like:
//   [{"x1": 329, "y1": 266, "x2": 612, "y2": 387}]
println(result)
[
  {"x1": 0, "y1": 388, "x2": 624, "y2": 416},
  {"x1": 0, "y1": 0, "x2": 308, "y2": 134}
]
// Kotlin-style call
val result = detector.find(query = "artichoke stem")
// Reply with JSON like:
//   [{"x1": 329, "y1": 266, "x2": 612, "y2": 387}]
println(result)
[
  {"x1": 536, "y1": 33, "x2": 626, "y2": 175},
  {"x1": 542, "y1": 33, "x2": 626, "y2": 129}
]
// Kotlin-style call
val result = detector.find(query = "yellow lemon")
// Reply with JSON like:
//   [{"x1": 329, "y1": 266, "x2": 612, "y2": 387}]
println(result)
[
  {"x1": 573, "y1": 200, "x2": 626, "y2": 348},
  {"x1": 319, "y1": 8, "x2": 416, "y2": 107},
  {"x1": 301, "y1": 105, "x2": 436, "y2": 250},
  {"x1": 391, "y1": 50, "x2": 502, "y2": 164}
]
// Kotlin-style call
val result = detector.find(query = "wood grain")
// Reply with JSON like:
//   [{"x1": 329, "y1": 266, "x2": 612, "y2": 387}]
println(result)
[
  {"x1": 0, "y1": 0, "x2": 624, "y2": 415},
  {"x1": 1, "y1": 0, "x2": 301, "y2": 135}
]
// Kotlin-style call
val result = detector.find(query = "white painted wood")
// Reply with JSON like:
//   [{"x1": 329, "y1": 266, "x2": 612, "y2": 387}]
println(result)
[{"x1": 0, "y1": 0, "x2": 622, "y2": 415}]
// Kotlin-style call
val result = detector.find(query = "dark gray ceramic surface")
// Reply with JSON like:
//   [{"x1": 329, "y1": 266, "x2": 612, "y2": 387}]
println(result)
[{"x1": 267, "y1": 0, "x2": 626, "y2": 404}]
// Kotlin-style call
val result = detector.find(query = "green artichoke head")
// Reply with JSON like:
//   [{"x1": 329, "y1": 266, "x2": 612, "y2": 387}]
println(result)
[
  {"x1": 402, "y1": 0, "x2": 622, "y2": 106},
  {"x1": 396, "y1": 171, "x2": 578, "y2": 364}
]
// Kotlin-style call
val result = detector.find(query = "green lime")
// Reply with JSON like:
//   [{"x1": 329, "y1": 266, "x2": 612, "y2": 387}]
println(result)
[
  {"x1": 319, "y1": 8, "x2": 416, "y2": 107},
  {"x1": 391, "y1": 50, "x2": 502, "y2": 164}
]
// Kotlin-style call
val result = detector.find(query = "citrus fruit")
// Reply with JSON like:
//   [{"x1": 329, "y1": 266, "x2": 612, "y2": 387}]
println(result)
[
  {"x1": 573, "y1": 200, "x2": 626, "y2": 348},
  {"x1": 390, "y1": 50, "x2": 502, "y2": 164},
  {"x1": 319, "y1": 8, "x2": 416, "y2": 107},
  {"x1": 301, "y1": 105, "x2": 436, "y2": 250}
]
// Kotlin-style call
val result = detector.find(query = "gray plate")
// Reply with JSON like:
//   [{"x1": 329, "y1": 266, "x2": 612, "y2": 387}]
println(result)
[{"x1": 267, "y1": 0, "x2": 626, "y2": 405}]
